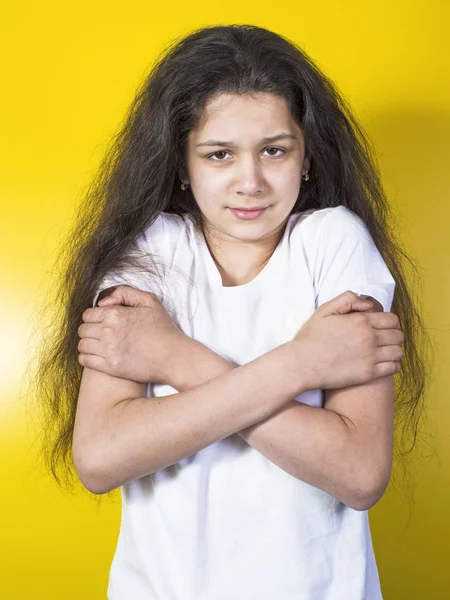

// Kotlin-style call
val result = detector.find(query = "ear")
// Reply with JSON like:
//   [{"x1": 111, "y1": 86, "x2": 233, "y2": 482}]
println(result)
[
  {"x1": 178, "y1": 167, "x2": 190, "y2": 183},
  {"x1": 302, "y1": 155, "x2": 311, "y2": 171}
]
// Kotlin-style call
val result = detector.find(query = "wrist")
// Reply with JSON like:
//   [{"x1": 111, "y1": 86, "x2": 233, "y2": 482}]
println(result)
[
  {"x1": 163, "y1": 333, "x2": 193, "y2": 391},
  {"x1": 281, "y1": 339, "x2": 315, "y2": 395},
  {"x1": 166, "y1": 335, "x2": 236, "y2": 392}
]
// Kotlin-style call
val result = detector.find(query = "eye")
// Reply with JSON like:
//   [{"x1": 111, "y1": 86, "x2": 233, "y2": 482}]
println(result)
[
  {"x1": 264, "y1": 147, "x2": 286, "y2": 157},
  {"x1": 207, "y1": 150, "x2": 231, "y2": 161},
  {"x1": 206, "y1": 147, "x2": 287, "y2": 161}
]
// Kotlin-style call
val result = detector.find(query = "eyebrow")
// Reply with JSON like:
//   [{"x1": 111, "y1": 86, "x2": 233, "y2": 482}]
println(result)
[{"x1": 196, "y1": 133, "x2": 298, "y2": 148}]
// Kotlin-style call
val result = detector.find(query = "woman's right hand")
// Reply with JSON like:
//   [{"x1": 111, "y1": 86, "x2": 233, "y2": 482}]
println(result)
[
  {"x1": 78, "y1": 285, "x2": 186, "y2": 385},
  {"x1": 291, "y1": 290, "x2": 404, "y2": 390}
]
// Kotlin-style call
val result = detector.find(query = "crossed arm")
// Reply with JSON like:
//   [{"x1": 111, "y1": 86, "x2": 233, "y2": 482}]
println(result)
[
  {"x1": 162, "y1": 299, "x2": 394, "y2": 511},
  {"x1": 75, "y1": 295, "x2": 393, "y2": 508}
]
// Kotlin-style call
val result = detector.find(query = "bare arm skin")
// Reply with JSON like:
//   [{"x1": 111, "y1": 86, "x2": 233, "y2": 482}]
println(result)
[
  {"x1": 167, "y1": 326, "x2": 393, "y2": 510},
  {"x1": 73, "y1": 339, "x2": 308, "y2": 495},
  {"x1": 74, "y1": 293, "x2": 395, "y2": 509}
]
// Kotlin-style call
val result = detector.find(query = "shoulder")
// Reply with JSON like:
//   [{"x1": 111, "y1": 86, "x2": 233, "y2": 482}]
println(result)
[
  {"x1": 289, "y1": 205, "x2": 371, "y2": 251},
  {"x1": 304, "y1": 206, "x2": 395, "y2": 311},
  {"x1": 291, "y1": 205, "x2": 361, "y2": 233},
  {"x1": 143, "y1": 211, "x2": 187, "y2": 238},
  {"x1": 136, "y1": 211, "x2": 190, "y2": 254},
  {"x1": 92, "y1": 213, "x2": 192, "y2": 308},
  {"x1": 316, "y1": 204, "x2": 368, "y2": 233}
]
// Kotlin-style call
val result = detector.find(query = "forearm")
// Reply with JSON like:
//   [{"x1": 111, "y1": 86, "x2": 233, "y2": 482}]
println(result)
[
  {"x1": 171, "y1": 339, "x2": 372, "y2": 510},
  {"x1": 77, "y1": 340, "x2": 305, "y2": 494}
]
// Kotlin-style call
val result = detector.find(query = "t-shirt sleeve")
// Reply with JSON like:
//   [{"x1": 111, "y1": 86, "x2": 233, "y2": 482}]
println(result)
[
  {"x1": 92, "y1": 267, "x2": 156, "y2": 308},
  {"x1": 91, "y1": 213, "x2": 169, "y2": 308},
  {"x1": 313, "y1": 205, "x2": 396, "y2": 312}
]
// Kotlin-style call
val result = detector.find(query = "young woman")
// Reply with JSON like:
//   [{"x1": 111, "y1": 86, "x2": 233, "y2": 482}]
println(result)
[{"x1": 34, "y1": 24, "x2": 432, "y2": 599}]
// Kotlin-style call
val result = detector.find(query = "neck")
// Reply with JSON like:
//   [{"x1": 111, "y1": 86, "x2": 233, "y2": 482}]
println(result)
[{"x1": 201, "y1": 221, "x2": 285, "y2": 287}]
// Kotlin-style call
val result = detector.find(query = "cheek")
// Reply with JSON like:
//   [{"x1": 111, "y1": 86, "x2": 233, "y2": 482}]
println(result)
[
  {"x1": 191, "y1": 169, "x2": 228, "y2": 198},
  {"x1": 270, "y1": 166, "x2": 302, "y2": 192}
]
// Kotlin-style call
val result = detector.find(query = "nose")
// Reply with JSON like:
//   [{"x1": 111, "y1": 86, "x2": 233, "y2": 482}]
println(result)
[{"x1": 233, "y1": 155, "x2": 265, "y2": 197}]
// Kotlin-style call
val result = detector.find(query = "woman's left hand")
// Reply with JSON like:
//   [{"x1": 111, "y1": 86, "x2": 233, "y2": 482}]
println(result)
[{"x1": 78, "y1": 285, "x2": 187, "y2": 385}]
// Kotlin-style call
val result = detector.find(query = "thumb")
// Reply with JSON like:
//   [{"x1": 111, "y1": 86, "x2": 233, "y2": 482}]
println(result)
[
  {"x1": 97, "y1": 285, "x2": 153, "y2": 308},
  {"x1": 317, "y1": 291, "x2": 374, "y2": 316}
]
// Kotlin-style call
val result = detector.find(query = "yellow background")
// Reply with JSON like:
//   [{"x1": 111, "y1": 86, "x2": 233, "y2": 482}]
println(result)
[{"x1": 1, "y1": 1, "x2": 449, "y2": 598}]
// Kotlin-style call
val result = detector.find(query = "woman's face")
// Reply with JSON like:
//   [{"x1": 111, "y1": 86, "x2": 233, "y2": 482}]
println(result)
[{"x1": 185, "y1": 91, "x2": 310, "y2": 245}]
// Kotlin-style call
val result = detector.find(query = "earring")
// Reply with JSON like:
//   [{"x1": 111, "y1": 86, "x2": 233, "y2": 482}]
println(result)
[
  {"x1": 301, "y1": 171, "x2": 310, "y2": 181},
  {"x1": 181, "y1": 181, "x2": 189, "y2": 191}
]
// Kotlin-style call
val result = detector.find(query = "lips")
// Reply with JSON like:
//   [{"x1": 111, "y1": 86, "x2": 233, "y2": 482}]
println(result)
[
  {"x1": 230, "y1": 206, "x2": 268, "y2": 211},
  {"x1": 229, "y1": 206, "x2": 269, "y2": 221}
]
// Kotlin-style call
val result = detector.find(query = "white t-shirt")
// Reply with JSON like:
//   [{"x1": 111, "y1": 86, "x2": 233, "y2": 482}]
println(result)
[{"x1": 92, "y1": 205, "x2": 396, "y2": 600}]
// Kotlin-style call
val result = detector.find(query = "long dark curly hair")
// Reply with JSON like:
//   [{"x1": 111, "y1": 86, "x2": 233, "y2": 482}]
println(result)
[{"x1": 29, "y1": 24, "x2": 434, "y2": 507}]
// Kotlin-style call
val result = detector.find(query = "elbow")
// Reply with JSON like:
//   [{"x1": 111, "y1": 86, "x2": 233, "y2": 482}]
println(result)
[
  {"x1": 72, "y1": 444, "x2": 117, "y2": 495},
  {"x1": 80, "y1": 471, "x2": 115, "y2": 496},
  {"x1": 349, "y1": 490, "x2": 382, "y2": 512},
  {"x1": 348, "y1": 471, "x2": 391, "y2": 511}
]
